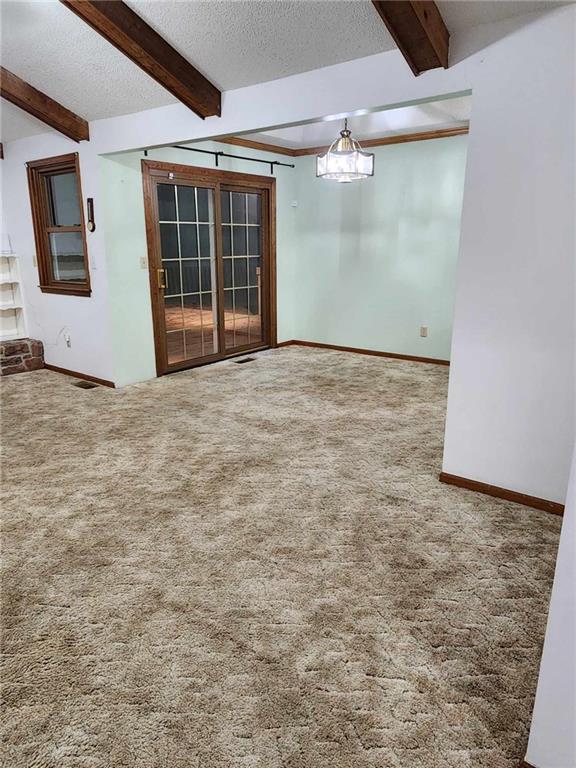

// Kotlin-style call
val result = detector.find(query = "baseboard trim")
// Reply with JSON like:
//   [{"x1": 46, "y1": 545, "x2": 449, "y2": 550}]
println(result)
[
  {"x1": 439, "y1": 472, "x2": 564, "y2": 516},
  {"x1": 44, "y1": 364, "x2": 116, "y2": 388},
  {"x1": 277, "y1": 340, "x2": 450, "y2": 366}
]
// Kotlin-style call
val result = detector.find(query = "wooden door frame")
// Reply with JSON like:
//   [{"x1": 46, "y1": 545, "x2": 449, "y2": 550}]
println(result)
[{"x1": 141, "y1": 159, "x2": 277, "y2": 376}]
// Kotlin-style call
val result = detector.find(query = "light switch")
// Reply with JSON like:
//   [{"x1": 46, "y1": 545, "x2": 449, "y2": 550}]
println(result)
[{"x1": 420, "y1": 326, "x2": 428, "y2": 338}]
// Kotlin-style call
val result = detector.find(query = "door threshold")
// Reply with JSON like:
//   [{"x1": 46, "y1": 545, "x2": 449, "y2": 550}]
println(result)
[{"x1": 162, "y1": 345, "x2": 270, "y2": 376}]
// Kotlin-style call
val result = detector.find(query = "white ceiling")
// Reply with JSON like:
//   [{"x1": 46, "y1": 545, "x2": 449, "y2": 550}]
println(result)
[
  {"x1": 240, "y1": 95, "x2": 472, "y2": 149},
  {"x1": 0, "y1": 0, "x2": 569, "y2": 143}
]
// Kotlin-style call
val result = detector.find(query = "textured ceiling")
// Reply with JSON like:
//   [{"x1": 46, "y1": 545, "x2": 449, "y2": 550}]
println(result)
[
  {"x1": 0, "y1": 0, "x2": 569, "y2": 143},
  {"x1": 1, "y1": 0, "x2": 176, "y2": 129},
  {"x1": 126, "y1": 0, "x2": 395, "y2": 91},
  {"x1": 439, "y1": 0, "x2": 569, "y2": 30},
  {"x1": 241, "y1": 95, "x2": 472, "y2": 148}
]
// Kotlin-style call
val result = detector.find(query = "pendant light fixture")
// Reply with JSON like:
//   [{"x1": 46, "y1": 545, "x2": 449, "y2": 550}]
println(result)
[{"x1": 316, "y1": 119, "x2": 374, "y2": 182}]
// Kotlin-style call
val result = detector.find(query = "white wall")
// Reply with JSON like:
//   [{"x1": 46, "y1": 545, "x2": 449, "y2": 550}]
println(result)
[
  {"x1": 1, "y1": 5, "x2": 574, "y2": 503},
  {"x1": 1, "y1": 134, "x2": 114, "y2": 381},
  {"x1": 525, "y1": 444, "x2": 576, "y2": 768},
  {"x1": 441, "y1": 8, "x2": 575, "y2": 503},
  {"x1": 291, "y1": 137, "x2": 468, "y2": 360}
]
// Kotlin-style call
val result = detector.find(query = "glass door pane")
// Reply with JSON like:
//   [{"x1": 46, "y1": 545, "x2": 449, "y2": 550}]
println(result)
[
  {"x1": 157, "y1": 183, "x2": 218, "y2": 366},
  {"x1": 220, "y1": 190, "x2": 263, "y2": 352}
]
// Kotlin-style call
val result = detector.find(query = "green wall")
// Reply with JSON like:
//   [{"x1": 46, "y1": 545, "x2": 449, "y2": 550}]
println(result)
[
  {"x1": 100, "y1": 135, "x2": 467, "y2": 386},
  {"x1": 291, "y1": 135, "x2": 468, "y2": 360},
  {"x1": 100, "y1": 142, "x2": 298, "y2": 386}
]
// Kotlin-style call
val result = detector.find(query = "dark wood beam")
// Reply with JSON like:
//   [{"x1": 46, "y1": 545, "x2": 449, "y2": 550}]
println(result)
[
  {"x1": 222, "y1": 126, "x2": 468, "y2": 159},
  {"x1": 0, "y1": 143, "x2": 3, "y2": 159},
  {"x1": 372, "y1": 1, "x2": 449, "y2": 75},
  {"x1": 0, "y1": 67, "x2": 89, "y2": 142},
  {"x1": 60, "y1": 0, "x2": 221, "y2": 119},
  {"x1": 220, "y1": 136, "x2": 299, "y2": 157}
]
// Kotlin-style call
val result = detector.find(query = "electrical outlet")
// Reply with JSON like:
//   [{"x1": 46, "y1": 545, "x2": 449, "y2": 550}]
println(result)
[
  {"x1": 65, "y1": 334, "x2": 71, "y2": 348},
  {"x1": 139, "y1": 257, "x2": 148, "y2": 270},
  {"x1": 420, "y1": 326, "x2": 428, "y2": 338}
]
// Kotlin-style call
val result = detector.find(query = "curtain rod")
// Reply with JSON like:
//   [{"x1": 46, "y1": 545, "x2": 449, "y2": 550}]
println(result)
[{"x1": 164, "y1": 145, "x2": 295, "y2": 174}]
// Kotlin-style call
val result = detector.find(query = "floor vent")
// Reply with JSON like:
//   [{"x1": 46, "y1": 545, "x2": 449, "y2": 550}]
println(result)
[
  {"x1": 73, "y1": 380, "x2": 99, "y2": 389},
  {"x1": 233, "y1": 357, "x2": 255, "y2": 365}
]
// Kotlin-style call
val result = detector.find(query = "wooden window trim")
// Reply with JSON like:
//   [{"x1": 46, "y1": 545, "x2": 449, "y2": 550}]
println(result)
[{"x1": 26, "y1": 152, "x2": 91, "y2": 297}]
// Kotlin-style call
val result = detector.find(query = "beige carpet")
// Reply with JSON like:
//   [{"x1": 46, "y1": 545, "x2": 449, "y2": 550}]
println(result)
[{"x1": 1, "y1": 347, "x2": 561, "y2": 768}]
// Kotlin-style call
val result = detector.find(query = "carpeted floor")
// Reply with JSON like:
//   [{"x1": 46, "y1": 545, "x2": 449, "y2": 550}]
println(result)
[{"x1": 1, "y1": 347, "x2": 561, "y2": 768}]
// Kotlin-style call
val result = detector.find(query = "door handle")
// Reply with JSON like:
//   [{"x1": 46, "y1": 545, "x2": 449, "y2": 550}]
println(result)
[{"x1": 157, "y1": 268, "x2": 166, "y2": 290}]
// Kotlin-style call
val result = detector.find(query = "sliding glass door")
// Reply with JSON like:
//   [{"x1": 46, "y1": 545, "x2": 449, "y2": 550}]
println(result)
[
  {"x1": 157, "y1": 183, "x2": 219, "y2": 365},
  {"x1": 143, "y1": 162, "x2": 275, "y2": 375},
  {"x1": 221, "y1": 189, "x2": 264, "y2": 353}
]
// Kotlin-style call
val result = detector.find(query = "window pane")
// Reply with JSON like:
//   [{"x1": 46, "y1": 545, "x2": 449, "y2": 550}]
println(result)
[
  {"x1": 233, "y1": 257, "x2": 247, "y2": 287},
  {"x1": 163, "y1": 260, "x2": 181, "y2": 296},
  {"x1": 198, "y1": 224, "x2": 212, "y2": 258},
  {"x1": 164, "y1": 296, "x2": 183, "y2": 331},
  {"x1": 177, "y1": 186, "x2": 196, "y2": 222},
  {"x1": 248, "y1": 287, "x2": 259, "y2": 315},
  {"x1": 232, "y1": 226, "x2": 247, "y2": 256},
  {"x1": 46, "y1": 172, "x2": 81, "y2": 227},
  {"x1": 223, "y1": 257, "x2": 232, "y2": 288},
  {"x1": 157, "y1": 184, "x2": 176, "y2": 221},
  {"x1": 222, "y1": 226, "x2": 231, "y2": 257},
  {"x1": 160, "y1": 224, "x2": 178, "y2": 259},
  {"x1": 184, "y1": 328, "x2": 203, "y2": 360},
  {"x1": 234, "y1": 287, "x2": 249, "y2": 313},
  {"x1": 220, "y1": 191, "x2": 231, "y2": 224},
  {"x1": 200, "y1": 293, "x2": 218, "y2": 357},
  {"x1": 197, "y1": 188, "x2": 210, "y2": 222},
  {"x1": 200, "y1": 259, "x2": 212, "y2": 292},
  {"x1": 181, "y1": 260, "x2": 200, "y2": 293},
  {"x1": 231, "y1": 192, "x2": 246, "y2": 224},
  {"x1": 247, "y1": 193, "x2": 260, "y2": 225},
  {"x1": 183, "y1": 293, "x2": 201, "y2": 328},
  {"x1": 248, "y1": 226, "x2": 260, "y2": 256},
  {"x1": 234, "y1": 287, "x2": 250, "y2": 347},
  {"x1": 166, "y1": 331, "x2": 186, "y2": 364},
  {"x1": 49, "y1": 232, "x2": 85, "y2": 282},
  {"x1": 179, "y1": 224, "x2": 198, "y2": 259}
]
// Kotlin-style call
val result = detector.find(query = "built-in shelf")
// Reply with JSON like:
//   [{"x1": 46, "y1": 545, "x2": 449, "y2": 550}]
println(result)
[
  {"x1": 0, "y1": 330, "x2": 23, "y2": 341},
  {"x1": 0, "y1": 254, "x2": 26, "y2": 342}
]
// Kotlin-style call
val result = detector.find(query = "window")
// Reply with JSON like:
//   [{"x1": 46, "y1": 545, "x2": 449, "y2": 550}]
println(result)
[{"x1": 26, "y1": 153, "x2": 91, "y2": 296}]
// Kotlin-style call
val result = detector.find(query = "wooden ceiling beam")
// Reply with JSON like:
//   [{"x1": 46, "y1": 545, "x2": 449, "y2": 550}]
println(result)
[
  {"x1": 60, "y1": 0, "x2": 221, "y2": 119},
  {"x1": 372, "y1": 1, "x2": 449, "y2": 75},
  {"x1": 0, "y1": 67, "x2": 89, "y2": 142},
  {"x1": 220, "y1": 136, "x2": 299, "y2": 157},
  {"x1": 293, "y1": 126, "x2": 467, "y2": 155},
  {"x1": 222, "y1": 126, "x2": 468, "y2": 158}
]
